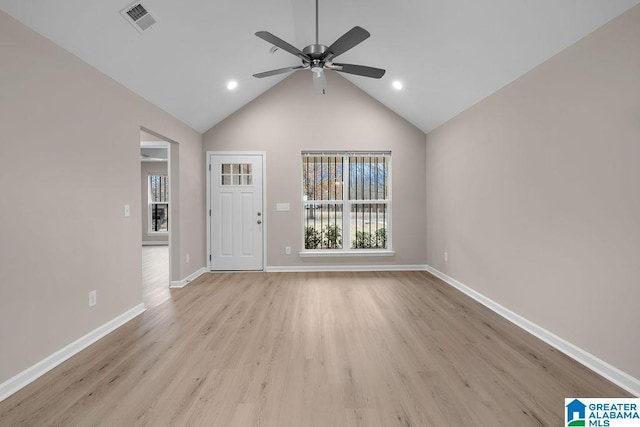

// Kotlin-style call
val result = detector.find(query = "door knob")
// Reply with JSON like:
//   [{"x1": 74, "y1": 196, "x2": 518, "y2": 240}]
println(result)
[
  {"x1": 257, "y1": 220, "x2": 262, "y2": 224},
  {"x1": 257, "y1": 212, "x2": 262, "y2": 216}
]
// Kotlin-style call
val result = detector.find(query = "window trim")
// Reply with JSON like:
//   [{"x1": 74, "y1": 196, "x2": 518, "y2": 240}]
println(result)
[
  {"x1": 299, "y1": 249, "x2": 396, "y2": 257},
  {"x1": 300, "y1": 151, "x2": 393, "y2": 255},
  {"x1": 148, "y1": 173, "x2": 169, "y2": 234}
]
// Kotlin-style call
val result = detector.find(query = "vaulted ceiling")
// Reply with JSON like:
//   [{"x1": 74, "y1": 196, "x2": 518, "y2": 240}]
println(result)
[{"x1": 2, "y1": 0, "x2": 638, "y2": 133}]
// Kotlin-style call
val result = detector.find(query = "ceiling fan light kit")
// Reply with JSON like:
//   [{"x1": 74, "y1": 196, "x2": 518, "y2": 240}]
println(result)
[{"x1": 253, "y1": 0, "x2": 386, "y2": 94}]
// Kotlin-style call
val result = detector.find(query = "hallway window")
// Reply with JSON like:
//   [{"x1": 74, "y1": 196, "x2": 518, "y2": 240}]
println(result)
[
  {"x1": 149, "y1": 174, "x2": 169, "y2": 233},
  {"x1": 302, "y1": 152, "x2": 391, "y2": 251}
]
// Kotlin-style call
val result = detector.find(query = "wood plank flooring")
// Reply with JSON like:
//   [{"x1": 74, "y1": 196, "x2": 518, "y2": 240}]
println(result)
[
  {"x1": 142, "y1": 245, "x2": 170, "y2": 308},
  {"x1": 0, "y1": 271, "x2": 630, "y2": 426}
]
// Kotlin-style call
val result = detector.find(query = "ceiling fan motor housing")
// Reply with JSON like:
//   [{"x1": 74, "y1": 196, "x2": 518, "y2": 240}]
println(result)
[
  {"x1": 304, "y1": 45, "x2": 329, "y2": 73},
  {"x1": 303, "y1": 44, "x2": 327, "y2": 59}
]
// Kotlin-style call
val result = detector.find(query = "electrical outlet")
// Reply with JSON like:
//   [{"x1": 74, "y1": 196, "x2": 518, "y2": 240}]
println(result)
[
  {"x1": 444, "y1": 252, "x2": 448, "y2": 262},
  {"x1": 186, "y1": 253, "x2": 190, "y2": 263},
  {"x1": 285, "y1": 246, "x2": 291, "y2": 255},
  {"x1": 89, "y1": 290, "x2": 97, "y2": 307}
]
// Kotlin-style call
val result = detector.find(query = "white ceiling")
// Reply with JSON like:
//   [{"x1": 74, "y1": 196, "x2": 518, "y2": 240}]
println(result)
[{"x1": 2, "y1": 0, "x2": 638, "y2": 133}]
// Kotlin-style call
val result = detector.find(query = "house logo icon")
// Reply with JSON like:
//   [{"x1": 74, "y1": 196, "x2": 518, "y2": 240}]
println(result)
[{"x1": 566, "y1": 399, "x2": 586, "y2": 426}]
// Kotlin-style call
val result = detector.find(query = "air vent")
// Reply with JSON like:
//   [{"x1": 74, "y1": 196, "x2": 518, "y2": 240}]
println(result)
[{"x1": 120, "y1": 2, "x2": 157, "y2": 33}]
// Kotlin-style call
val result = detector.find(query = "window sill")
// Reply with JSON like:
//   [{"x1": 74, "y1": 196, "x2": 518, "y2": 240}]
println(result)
[
  {"x1": 148, "y1": 232, "x2": 168, "y2": 235},
  {"x1": 299, "y1": 250, "x2": 395, "y2": 257}
]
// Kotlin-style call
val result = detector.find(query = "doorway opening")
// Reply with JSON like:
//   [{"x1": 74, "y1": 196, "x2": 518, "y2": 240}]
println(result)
[{"x1": 140, "y1": 130, "x2": 171, "y2": 306}]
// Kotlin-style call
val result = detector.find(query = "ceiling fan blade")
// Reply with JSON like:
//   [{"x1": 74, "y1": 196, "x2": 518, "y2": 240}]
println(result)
[
  {"x1": 323, "y1": 26, "x2": 370, "y2": 61},
  {"x1": 332, "y1": 63, "x2": 386, "y2": 79},
  {"x1": 255, "y1": 31, "x2": 311, "y2": 62},
  {"x1": 253, "y1": 66, "x2": 306, "y2": 78},
  {"x1": 313, "y1": 70, "x2": 327, "y2": 95}
]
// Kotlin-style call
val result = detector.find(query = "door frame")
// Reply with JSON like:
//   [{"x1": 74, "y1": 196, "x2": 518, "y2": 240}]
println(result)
[{"x1": 206, "y1": 151, "x2": 267, "y2": 271}]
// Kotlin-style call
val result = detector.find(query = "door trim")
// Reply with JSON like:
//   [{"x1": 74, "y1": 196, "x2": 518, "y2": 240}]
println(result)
[{"x1": 206, "y1": 151, "x2": 267, "y2": 271}]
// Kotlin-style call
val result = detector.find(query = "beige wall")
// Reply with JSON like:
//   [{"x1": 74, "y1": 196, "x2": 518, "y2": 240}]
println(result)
[
  {"x1": 0, "y1": 11, "x2": 205, "y2": 384},
  {"x1": 141, "y1": 161, "x2": 169, "y2": 243},
  {"x1": 426, "y1": 6, "x2": 640, "y2": 379},
  {"x1": 203, "y1": 71, "x2": 427, "y2": 268}
]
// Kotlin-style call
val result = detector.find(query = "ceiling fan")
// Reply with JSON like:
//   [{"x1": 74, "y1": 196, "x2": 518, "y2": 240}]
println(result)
[{"x1": 253, "y1": 0, "x2": 386, "y2": 94}]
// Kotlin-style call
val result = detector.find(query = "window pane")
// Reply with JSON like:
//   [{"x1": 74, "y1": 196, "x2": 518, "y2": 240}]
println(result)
[
  {"x1": 350, "y1": 203, "x2": 388, "y2": 249},
  {"x1": 349, "y1": 156, "x2": 388, "y2": 200},
  {"x1": 151, "y1": 203, "x2": 169, "y2": 232},
  {"x1": 302, "y1": 156, "x2": 343, "y2": 201},
  {"x1": 150, "y1": 174, "x2": 169, "y2": 202},
  {"x1": 221, "y1": 163, "x2": 252, "y2": 186},
  {"x1": 303, "y1": 203, "x2": 343, "y2": 249}
]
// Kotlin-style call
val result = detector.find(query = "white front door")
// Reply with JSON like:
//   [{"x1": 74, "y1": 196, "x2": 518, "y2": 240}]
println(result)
[{"x1": 209, "y1": 154, "x2": 264, "y2": 270}]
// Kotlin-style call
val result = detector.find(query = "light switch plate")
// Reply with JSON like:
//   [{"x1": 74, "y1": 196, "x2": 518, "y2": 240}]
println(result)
[
  {"x1": 124, "y1": 204, "x2": 130, "y2": 217},
  {"x1": 276, "y1": 203, "x2": 290, "y2": 212},
  {"x1": 89, "y1": 290, "x2": 97, "y2": 307}
]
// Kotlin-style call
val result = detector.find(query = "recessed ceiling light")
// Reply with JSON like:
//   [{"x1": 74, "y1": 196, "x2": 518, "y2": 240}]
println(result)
[
  {"x1": 227, "y1": 80, "x2": 238, "y2": 90},
  {"x1": 392, "y1": 80, "x2": 403, "y2": 90}
]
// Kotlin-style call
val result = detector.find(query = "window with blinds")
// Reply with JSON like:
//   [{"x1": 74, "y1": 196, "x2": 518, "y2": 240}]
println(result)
[
  {"x1": 302, "y1": 152, "x2": 391, "y2": 251},
  {"x1": 149, "y1": 174, "x2": 169, "y2": 233}
]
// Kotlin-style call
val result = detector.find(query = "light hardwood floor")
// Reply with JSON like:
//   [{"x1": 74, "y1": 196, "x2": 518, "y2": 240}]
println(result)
[
  {"x1": 0, "y1": 271, "x2": 630, "y2": 426},
  {"x1": 142, "y1": 245, "x2": 170, "y2": 308}
]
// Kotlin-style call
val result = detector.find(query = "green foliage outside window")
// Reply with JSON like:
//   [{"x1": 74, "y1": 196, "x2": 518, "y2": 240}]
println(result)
[
  {"x1": 352, "y1": 228, "x2": 387, "y2": 249},
  {"x1": 305, "y1": 227, "x2": 322, "y2": 249},
  {"x1": 305, "y1": 225, "x2": 342, "y2": 249}
]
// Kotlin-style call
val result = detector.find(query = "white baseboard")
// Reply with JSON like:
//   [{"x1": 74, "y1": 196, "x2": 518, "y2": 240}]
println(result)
[
  {"x1": 0, "y1": 303, "x2": 146, "y2": 403},
  {"x1": 170, "y1": 267, "x2": 208, "y2": 288},
  {"x1": 424, "y1": 265, "x2": 640, "y2": 397},
  {"x1": 142, "y1": 241, "x2": 168, "y2": 246},
  {"x1": 265, "y1": 264, "x2": 428, "y2": 273}
]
